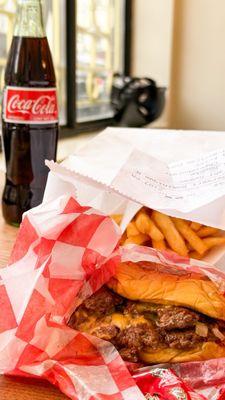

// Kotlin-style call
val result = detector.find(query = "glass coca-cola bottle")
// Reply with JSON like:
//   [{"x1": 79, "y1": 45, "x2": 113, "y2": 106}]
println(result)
[{"x1": 1, "y1": 0, "x2": 58, "y2": 226}]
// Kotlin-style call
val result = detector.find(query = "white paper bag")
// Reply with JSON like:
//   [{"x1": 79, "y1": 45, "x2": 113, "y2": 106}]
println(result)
[{"x1": 44, "y1": 127, "x2": 225, "y2": 265}]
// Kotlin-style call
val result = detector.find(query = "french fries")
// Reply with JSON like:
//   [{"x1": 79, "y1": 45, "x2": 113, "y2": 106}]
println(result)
[
  {"x1": 189, "y1": 251, "x2": 202, "y2": 260},
  {"x1": 111, "y1": 208, "x2": 225, "y2": 260},
  {"x1": 152, "y1": 239, "x2": 167, "y2": 250},
  {"x1": 203, "y1": 237, "x2": 225, "y2": 250},
  {"x1": 151, "y1": 211, "x2": 188, "y2": 257},
  {"x1": 135, "y1": 211, "x2": 164, "y2": 241},
  {"x1": 126, "y1": 222, "x2": 140, "y2": 237},
  {"x1": 172, "y1": 218, "x2": 207, "y2": 255},
  {"x1": 197, "y1": 226, "x2": 219, "y2": 238},
  {"x1": 124, "y1": 233, "x2": 149, "y2": 246},
  {"x1": 190, "y1": 222, "x2": 202, "y2": 231}
]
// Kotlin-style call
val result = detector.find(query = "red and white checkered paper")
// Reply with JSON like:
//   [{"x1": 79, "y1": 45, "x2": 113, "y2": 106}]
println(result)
[
  {"x1": 0, "y1": 195, "x2": 143, "y2": 399},
  {"x1": 0, "y1": 195, "x2": 225, "y2": 399}
]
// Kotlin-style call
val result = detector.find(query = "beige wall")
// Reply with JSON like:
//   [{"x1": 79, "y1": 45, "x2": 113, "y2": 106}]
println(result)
[
  {"x1": 170, "y1": 0, "x2": 225, "y2": 130},
  {"x1": 133, "y1": 0, "x2": 225, "y2": 131},
  {"x1": 132, "y1": 0, "x2": 174, "y2": 127},
  {"x1": 132, "y1": 0, "x2": 174, "y2": 86}
]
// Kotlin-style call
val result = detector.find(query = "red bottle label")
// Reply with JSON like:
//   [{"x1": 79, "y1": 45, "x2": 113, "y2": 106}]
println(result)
[{"x1": 3, "y1": 86, "x2": 58, "y2": 124}]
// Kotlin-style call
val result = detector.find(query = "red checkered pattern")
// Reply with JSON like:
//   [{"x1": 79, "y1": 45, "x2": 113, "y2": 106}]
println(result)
[
  {"x1": 132, "y1": 367, "x2": 207, "y2": 399},
  {"x1": 0, "y1": 195, "x2": 225, "y2": 399},
  {"x1": 0, "y1": 195, "x2": 144, "y2": 399},
  {"x1": 173, "y1": 358, "x2": 225, "y2": 400}
]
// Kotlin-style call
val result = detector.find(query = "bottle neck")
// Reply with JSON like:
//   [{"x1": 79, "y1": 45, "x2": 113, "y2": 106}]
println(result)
[{"x1": 14, "y1": 0, "x2": 45, "y2": 38}]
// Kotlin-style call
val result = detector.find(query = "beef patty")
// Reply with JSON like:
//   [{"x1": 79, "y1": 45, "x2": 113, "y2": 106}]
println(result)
[{"x1": 68, "y1": 287, "x2": 225, "y2": 363}]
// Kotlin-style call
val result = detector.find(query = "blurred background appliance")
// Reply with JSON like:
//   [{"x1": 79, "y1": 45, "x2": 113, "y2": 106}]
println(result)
[{"x1": 111, "y1": 74, "x2": 166, "y2": 127}]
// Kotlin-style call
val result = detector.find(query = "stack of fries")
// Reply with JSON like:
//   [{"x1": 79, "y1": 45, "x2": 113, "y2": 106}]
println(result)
[{"x1": 112, "y1": 208, "x2": 225, "y2": 260}]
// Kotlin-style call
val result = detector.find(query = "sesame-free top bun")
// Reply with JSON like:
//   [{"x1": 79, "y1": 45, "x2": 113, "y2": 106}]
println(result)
[{"x1": 107, "y1": 262, "x2": 225, "y2": 321}]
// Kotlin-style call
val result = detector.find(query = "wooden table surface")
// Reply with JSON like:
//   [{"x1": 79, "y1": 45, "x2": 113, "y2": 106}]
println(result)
[{"x1": 0, "y1": 172, "x2": 67, "y2": 399}]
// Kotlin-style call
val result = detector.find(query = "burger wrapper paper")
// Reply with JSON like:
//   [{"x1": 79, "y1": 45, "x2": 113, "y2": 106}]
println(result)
[
  {"x1": 44, "y1": 127, "x2": 225, "y2": 266},
  {"x1": 0, "y1": 195, "x2": 143, "y2": 400},
  {"x1": 133, "y1": 367, "x2": 207, "y2": 399},
  {"x1": 1, "y1": 196, "x2": 225, "y2": 399}
]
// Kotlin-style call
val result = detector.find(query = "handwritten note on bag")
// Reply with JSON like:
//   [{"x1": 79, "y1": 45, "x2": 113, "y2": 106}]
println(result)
[{"x1": 111, "y1": 149, "x2": 225, "y2": 212}]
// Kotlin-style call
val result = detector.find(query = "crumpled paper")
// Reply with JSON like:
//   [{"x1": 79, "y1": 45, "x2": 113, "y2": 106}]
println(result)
[
  {"x1": 132, "y1": 367, "x2": 207, "y2": 399},
  {"x1": 0, "y1": 195, "x2": 143, "y2": 399},
  {"x1": 0, "y1": 195, "x2": 225, "y2": 399}
]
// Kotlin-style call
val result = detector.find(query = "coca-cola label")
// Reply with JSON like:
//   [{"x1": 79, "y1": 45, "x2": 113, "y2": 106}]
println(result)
[{"x1": 3, "y1": 86, "x2": 58, "y2": 124}]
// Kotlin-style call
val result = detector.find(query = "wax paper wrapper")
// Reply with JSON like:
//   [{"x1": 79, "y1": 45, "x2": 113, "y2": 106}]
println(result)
[
  {"x1": 1, "y1": 197, "x2": 225, "y2": 400},
  {"x1": 132, "y1": 363, "x2": 225, "y2": 400},
  {"x1": 44, "y1": 127, "x2": 225, "y2": 265},
  {"x1": 0, "y1": 195, "x2": 144, "y2": 400},
  {"x1": 133, "y1": 367, "x2": 207, "y2": 399}
]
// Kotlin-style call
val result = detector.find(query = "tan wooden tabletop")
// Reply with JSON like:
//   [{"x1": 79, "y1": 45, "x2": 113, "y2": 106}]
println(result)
[{"x1": 0, "y1": 172, "x2": 67, "y2": 399}]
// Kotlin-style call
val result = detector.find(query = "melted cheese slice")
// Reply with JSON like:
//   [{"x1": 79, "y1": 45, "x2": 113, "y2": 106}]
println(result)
[{"x1": 111, "y1": 313, "x2": 149, "y2": 330}]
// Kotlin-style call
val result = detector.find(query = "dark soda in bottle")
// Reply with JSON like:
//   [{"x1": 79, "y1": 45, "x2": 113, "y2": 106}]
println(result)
[{"x1": 1, "y1": 0, "x2": 58, "y2": 226}]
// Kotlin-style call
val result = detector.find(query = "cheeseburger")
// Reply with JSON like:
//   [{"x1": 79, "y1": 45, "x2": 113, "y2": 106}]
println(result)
[{"x1": 69, "y1": 261, "x2": 225, "y2": 363}]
